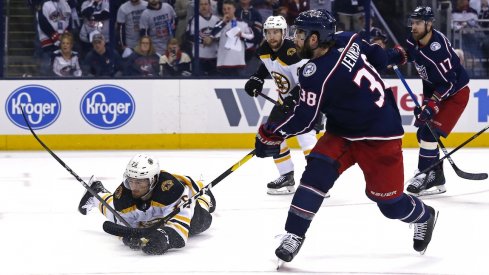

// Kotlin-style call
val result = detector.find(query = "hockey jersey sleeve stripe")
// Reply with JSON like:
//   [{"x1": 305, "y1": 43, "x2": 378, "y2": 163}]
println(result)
[
  {"x1": 119, "y1": 205, "x2": 137, "y2": 214},
  {"x1": 275, "y1": 57, "x2": 287, "y2": 67},
  {"x1": 99, "y1": 194, "x2": 113, "y2": 216},
  {"x1": 273, "y1": 154, "x2": 291, "y2": 164},
  {"x1": 167, "y1": 220, "x2": 190, "y2": 238},
  {"x1": 303, "y1": 148, "x2": 312, "y2": 156},
  {"x1": 259, "y1": 54, "x2": 271, "y2": 60},
  {"x1": 150, "y1": 201, "x2": 167, "y2": 208}
]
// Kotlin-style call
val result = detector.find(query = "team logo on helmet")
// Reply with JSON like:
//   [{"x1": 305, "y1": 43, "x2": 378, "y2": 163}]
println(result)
[
  {"x1": 80, "y1": 85, "x2": 135, "y2": 130},
  {"x1": 161, "y1": 180, "x2": 174, "y2": 191},
  {"x1": 303, "y1": 63, "x2": 317, "y2": 77},
  {"x1": 5, "y1": 85, "x2": 61, "y2": 130},
  {"x1": 430, "y1": 42, "x2": 441, "y2": 51}
]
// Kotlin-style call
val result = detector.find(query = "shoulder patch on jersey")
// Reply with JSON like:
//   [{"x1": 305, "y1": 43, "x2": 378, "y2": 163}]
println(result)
[
  {"x1": 430, "y1": 42, "x2": 441, "y2": 51},
  {"x1": 161, "y1": 180, "x2": 174, "y2": 191},
  {"x1": 287, "y1": 47, "x2": 296, "y2": 56},
  {"x1": 114, "y1": 185, "x2": 123, "y2": 199},
  {"x1": 303, "y1": 63, "x2": 317, "y2": 77}
]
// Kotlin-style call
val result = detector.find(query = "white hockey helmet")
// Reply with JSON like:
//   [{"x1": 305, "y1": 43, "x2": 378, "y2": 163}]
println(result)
[
  {"x1": 123, "y1": 153, "x2": 160, "y2": 191},
  {"x1": 263, "y1": 15, "x2": 288, "y2": 40}
]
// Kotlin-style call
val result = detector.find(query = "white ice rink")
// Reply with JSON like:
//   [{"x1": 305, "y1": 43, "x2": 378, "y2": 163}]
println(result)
[{"x1": 1, "y1": 148, "x2": 488, "y2": 275}]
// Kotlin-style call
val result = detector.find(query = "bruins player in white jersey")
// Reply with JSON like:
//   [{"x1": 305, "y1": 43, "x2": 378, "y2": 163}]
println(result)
[
  {"x1": 245, "y1": 16, "x2": 326, "y2": 196},
  {"x1": 78, "y1": 153, "x2": 216, "y2": 255}
]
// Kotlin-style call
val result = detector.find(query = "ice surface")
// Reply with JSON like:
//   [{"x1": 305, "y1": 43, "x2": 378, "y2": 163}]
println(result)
[{"x1": 0, "y1": 149, "x2": 488, "y2": 275}]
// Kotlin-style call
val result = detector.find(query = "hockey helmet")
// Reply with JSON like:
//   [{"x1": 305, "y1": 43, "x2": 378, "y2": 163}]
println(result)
[
  {"x1": 408, "y1": 6, "x2": 435, "y2": 26},
  {"x1": 263, "y1": 16, "x2": 288, "y2": 40},
  {"x1": 123, "y1": 153, "x2": 160, "y2": 192},
  {"x1": 293, "y1": 9, "x2": 336, "y2": 44}
]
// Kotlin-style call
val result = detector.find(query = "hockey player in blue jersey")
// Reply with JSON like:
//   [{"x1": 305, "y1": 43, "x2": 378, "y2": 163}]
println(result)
[
  {"x1": 253, "y1": 9, "x2": 439, "y2": 263},
  {"x1": 244, "y1": 15, "x2": 322, "y2": 195},
  {"x1": 390, "y1": 6, "x2": 470, "y2": 196}
]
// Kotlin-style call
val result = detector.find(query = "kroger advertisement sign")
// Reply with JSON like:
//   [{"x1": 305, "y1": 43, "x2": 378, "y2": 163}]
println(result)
[
  {"x1": 80, "y1": 85, "x2": 135, "y2": 130},
  {"x1": 5, "y1": 85, "x2": 61, "y2": 130},
  {"x1": 0, "y1": 79, "x2": 487, "y2": 135}
]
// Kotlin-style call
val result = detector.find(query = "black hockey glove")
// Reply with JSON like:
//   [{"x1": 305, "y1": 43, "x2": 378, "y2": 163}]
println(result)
[
  {"x1": 255, "y1": 124, "x2": 283, "y2": 158},
  {"x1": 141, "y1": 228, "x2": 170, "y2": 255},
  {"x1": 244, "y1": 75, "x2": 264, "y2": 97},
  {"x1": 122, "y1": 236, "x2": 142, "y2": 250}
]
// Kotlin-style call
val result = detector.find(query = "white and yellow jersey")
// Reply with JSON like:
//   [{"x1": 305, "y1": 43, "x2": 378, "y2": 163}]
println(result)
[
  {"x1": 98, "y1": 171, "x2": 208, "y2": 245},
  {"x1": 257, "y1": 39, "x2": 308, "y2": 99}
]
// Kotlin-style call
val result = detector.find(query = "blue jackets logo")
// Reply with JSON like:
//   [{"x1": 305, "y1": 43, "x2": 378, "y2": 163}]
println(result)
[
  {"x1": 5, "y1": 85, "x2": 61, "y2": 130},
  {"x1": 80, "y1": 85, "x2": 135, "y2": 129}
]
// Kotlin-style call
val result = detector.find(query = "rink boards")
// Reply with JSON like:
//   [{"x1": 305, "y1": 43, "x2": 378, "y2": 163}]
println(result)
[{"x1": 0, "y1": 78, "x2": 488, "y2": 150}]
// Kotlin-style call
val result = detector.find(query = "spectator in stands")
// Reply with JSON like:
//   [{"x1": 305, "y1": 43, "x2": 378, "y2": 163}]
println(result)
[
  {"x1": 333, "y1": 0, "x2": 365, "y2": 32},
  {"x1": 187, "y1": 0, "x2": 220, "y2": 75},
  {"x1": 36, "y1": 0, "x2": 72, "y2": 76},
  {"x1": 310, "y1": 0, "x2": 332, "y2": 12},
  {"x1": 235, "y1": 0, "x2": 263, "y2": 61},
  {"x1": 124, "y1": 35, "x2": 161, "y2": 76},
  {"x1": 140, "y1": 0, "x2": 177, "y2": 56},
  {"x1": 79, "y1": 0, "x2": 110, "y2": 58},
  {"x1": 175, "y1": 0, "x2": 193, "y2": 43},
  {"x1": 51, "y1": 32, "x2": 82, "y2": 77},
  {"x1": 252, "y1": 0, "x2": 280, "y2": 23},
  {"x1": 116, "y1": 0, "x2": 148, "y2": 58},
  {"x1": 159, "y1": 38, "x2": 192, "y2": 76},
  {"x1": 82, "y1": 32, "x2": 123, "y2": 77},
  {"x1": 480, "y1": 0, "x2": 489, "y2": 31},
  {"x1": 285, "y1": 0, "x2": 310, "y2": 26},
  {"x1": 357, "y1": 13, "x2": 389, "y2": 48},
  {"x1": 452, "y1": 0, "x2": 479, "y2": 31},
  {"x1": 213, "y1": 0, "x2": 254, "y2": 76}
]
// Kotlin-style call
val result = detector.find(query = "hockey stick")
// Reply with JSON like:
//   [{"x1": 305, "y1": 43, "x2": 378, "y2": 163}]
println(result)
[
  {"x1": 393, "y1": 65, "x2": 487, "y2": 180},
  {"x1": 103, "y1": 149, "x2": 256, "y2": 238},
  {"x1": 257, "y1": 91, "x2": 281, "y2": 106},
  {"x1": 415, "y1": 124, "x2": 489, "y2": 178},
  {"x1": 20, "y1": 108, "x2": 132, "y2": 227}
]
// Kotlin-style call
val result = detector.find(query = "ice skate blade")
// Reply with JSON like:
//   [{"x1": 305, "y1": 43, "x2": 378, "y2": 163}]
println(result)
[
  {"x1": 267, "y1": 186, "x2": 296, "y2": 195},
  {"x1": 408, "y1": 185, "x2": 446, "y2": 197}
]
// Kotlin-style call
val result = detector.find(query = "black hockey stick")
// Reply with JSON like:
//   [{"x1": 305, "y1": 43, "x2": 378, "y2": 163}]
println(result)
[
  {"x1": 20, "y1": 108, "x2": 132, "y2": 227},
  {"x1": 393, "y1": 65, "x2": 487, "y2": 180},
  {"x1": 257, "y1": 91, "x2": 281, "y2": 106},
  {"x1": 415, "y1": 124, "x2": 489, "y2": 178},
  {"x1": 103, "y1": 149, "x2": 256, "y2": 238}
]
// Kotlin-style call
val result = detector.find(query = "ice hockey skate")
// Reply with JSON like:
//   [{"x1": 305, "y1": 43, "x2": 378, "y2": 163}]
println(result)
[
  {"x1": 275, "y1": 233, "x2": 305, "y2": 267},
  {"x1": 406, "y1": 167, "x2": 446, "y2": 196},
  {"x1": 78, "y1": 176, "x2": 109, "y2": 215},
  {"x1": 412, "y1": 206, "x2": 439, "y2": 254},
  {"x1": 267, "y1": 171, "x2": 296, "y2": 195}
]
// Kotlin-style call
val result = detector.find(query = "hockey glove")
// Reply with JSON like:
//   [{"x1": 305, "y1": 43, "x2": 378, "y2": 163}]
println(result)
[
  {"x1": 122, "y1": 236, "x2": 142, "y2": 250},
  {"x1": 255, "y1": 124, "x2": 283, "y2": 158},
  {"x1": 141, "y1": 228, "x2": 170, "y2": 255},
  {"x1": 393, "y1": 44, "x2": 407, "y2": 65},
  {"x1": 244, "y1": 75, "x2": 264, "y2": 97},
  {"x1": 414, "y1": 98, "x2": 440, "y2": 123}
]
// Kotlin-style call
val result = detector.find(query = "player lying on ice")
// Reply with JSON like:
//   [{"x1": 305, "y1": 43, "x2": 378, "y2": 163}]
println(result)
[{"x1": 78, "y1": 153, "x2": 216, "y2": 255}]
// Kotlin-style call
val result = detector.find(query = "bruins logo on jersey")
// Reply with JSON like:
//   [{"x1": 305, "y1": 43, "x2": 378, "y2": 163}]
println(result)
[
  {"x1": 114, "y1": 185, "x2": 123, "y2": 199},
  {"x1": 271, "y1": 71, "x2": 291, "y2": 94},
  {"x1": 287, "y1": 48, "x2": 296, "y2": 56},
  {"x1": 161, "y1": 180, "x2": 174, "y2": 191}
]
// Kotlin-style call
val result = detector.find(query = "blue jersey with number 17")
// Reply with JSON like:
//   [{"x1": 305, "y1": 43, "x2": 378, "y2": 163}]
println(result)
[{"x1": 271, "y1": 32, "x2": 404, "y2": 141}]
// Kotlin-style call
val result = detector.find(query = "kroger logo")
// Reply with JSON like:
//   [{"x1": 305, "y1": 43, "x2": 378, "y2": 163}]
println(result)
[
  {"x1": 5, "y1": 85, "x2": 61, "y2": 130},
  {"x1": 80, "y1": 85, "x2": 135, "y2": 130}
]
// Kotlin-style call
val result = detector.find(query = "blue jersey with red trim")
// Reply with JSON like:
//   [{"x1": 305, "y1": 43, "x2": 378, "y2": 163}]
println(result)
[
  {"x1": 270, "y1": 32, "x2": 404, "y2": 141},
  {"x1": 405, "y1": 29, "x2": 469, "y2": 101}
]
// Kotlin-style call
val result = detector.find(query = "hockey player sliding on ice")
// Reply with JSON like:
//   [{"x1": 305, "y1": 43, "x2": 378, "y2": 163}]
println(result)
[
  {"x1": 78, "y1": 153, "x2": 216, "y2": 255},
  {"x1": 388, "y1": 6, "x2": 470, "y2": 196},
  {"x1": 244, "y1": 15, "x2": 325, "y2": 196},
  {"x1": 254, "y1": 10, "x2": 438, "y2": 264}
]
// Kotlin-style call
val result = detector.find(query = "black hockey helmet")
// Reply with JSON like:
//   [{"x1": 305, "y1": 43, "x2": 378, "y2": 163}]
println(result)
[
  {"x1": 293, "y1": 9, "x2": 336, "y2": 44},
  {"x1": 409, "y1": 6, "x2": 435, "y2": 22}
]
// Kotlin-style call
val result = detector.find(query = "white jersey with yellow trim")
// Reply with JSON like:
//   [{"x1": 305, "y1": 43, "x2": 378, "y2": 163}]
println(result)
[
  {"x1": 96, "y1": 171, "x2": 210, "y2": 245},
  {"x1": 256, "y1": 39, "x2": 308, "y2": 99}
]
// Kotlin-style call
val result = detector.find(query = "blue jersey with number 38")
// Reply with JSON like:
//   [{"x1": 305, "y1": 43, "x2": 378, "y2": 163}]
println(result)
[{"x1": 271, "y1": 32, "x2": 404, "y2": 141}]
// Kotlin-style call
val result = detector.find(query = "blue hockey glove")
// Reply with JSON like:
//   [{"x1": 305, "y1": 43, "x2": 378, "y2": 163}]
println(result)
[
  {"x1": 141, "y1": 228, "x2": 170, "y2": 255},
  {"x1": 244, "y1": 75, "x2": 264, "y2": 97},
  {"x1": 414, "y1": 98, "x2": 440, "y2": 123},
  {"x1": 255, "y1": 124, "x2": 283, "y2": 158}
]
